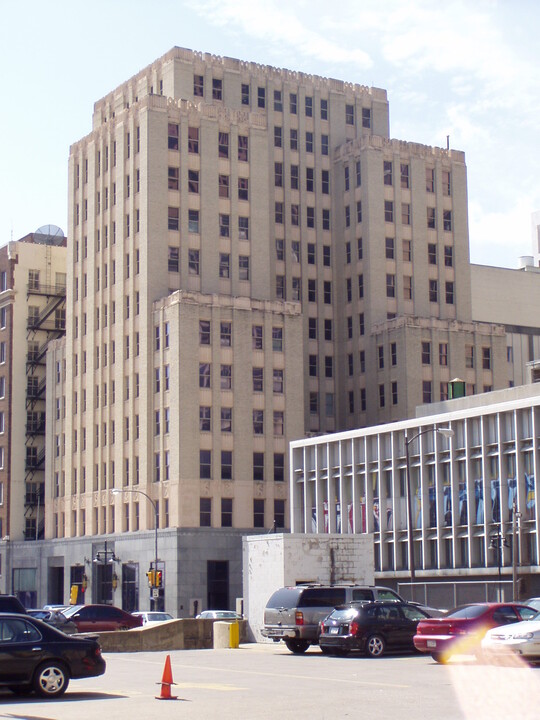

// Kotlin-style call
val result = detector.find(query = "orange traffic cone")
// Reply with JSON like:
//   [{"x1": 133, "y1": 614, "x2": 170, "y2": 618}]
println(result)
[{"x1": 156, "y1": 654, "x2": 178, "y2": 700}]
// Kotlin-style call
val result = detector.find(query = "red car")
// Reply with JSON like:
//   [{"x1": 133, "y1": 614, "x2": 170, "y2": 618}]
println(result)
[
  {"x1": 414, "y1": 602, "x2": 533, "y2": 663},
  {"x1": 61, "y1": 604, "x2": 143, "y2": 632}
]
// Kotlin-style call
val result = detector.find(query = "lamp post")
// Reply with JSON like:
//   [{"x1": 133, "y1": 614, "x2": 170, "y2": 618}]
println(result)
[
  {"x1": 404, "y1": 427, "x2": 454, "y2": 601},
  {"x1": 490, "y1": 528, "x2": 509, "y2": 602},
  {"x1": 511, "y1": 501, "x2": 522, "y2": 601},
  {"x1": 112, "y1": 488, "x2": 159, "y2": 609}
]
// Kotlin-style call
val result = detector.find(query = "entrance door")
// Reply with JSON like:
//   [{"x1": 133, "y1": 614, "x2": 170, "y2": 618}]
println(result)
[{"x1": 207, "y1": 561, "x2": 229, "y2": 609}]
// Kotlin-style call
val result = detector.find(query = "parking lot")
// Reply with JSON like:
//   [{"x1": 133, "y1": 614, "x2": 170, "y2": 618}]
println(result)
[{"x1": 1, "y1": 642, "x2": 538, "y2": 720}]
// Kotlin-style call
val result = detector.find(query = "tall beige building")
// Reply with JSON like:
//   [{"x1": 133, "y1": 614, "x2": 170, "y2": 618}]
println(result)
[
  {"x1": 0, "y1": 230, "x2": 66, "y2": 602},
  {"x1": 1, "y1": 48, "x2": 521, "y2": 612}
]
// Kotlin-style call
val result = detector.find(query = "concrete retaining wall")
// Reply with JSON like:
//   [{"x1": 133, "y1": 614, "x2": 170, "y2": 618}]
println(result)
[{"x1": 94, "y1": 618, "x2": 248, "y2": 652}]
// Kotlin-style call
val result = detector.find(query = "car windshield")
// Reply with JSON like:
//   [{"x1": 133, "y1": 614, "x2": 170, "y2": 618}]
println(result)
[
  {"x1": 446, "y1": 605, "x2": 488, "y2": 619},
  {"x1": 148, "y1": 613, "x2": 172, "y2": 621},
  {"x1": 61, "y1": 606, "x2": 82, "y2": 618}
]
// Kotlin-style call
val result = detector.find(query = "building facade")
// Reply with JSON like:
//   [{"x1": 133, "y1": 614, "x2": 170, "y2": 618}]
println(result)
[
  {"x1": 2, "y1": 48, "x2": 539, "y2": 611},
  {"x1": 291, "y1": 383, "x2": 540, "y2": 601}
]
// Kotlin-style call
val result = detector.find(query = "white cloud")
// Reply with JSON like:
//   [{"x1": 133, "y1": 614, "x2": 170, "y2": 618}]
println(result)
[{"x1": 469, "y1": 197, "x2": 535, "y2": 267}]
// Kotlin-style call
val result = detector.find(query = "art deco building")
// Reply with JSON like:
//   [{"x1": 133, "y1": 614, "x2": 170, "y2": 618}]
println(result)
[
  {"x1": 0, "y1": 229, "x2": 67, "y2": 550},
  {"x1": 1, "y1": 48, "x2": 528, "y2": 611}
]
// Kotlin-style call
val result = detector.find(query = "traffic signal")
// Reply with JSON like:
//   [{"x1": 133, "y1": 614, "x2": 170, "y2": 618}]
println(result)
[
  {"x1": 146, "y1": 570, "x2": 155, "y2": 587},
  {"x1": 155, "y1": 571, "x2": 162, "y2": 588}
]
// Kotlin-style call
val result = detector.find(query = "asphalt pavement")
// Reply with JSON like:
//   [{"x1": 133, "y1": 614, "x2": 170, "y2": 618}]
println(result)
[{"x1": 1, "y1": 642, "x2": 539, "y2": 720}]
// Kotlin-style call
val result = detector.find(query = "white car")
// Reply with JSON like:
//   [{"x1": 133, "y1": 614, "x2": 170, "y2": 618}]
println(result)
[
  {"x1": 196, "y1": 610, "x2": 242, "y2": 620},
  {"x1": 132, "y1": 611, "x2": 174, "y2": 626},
  {"x1": 481, "y1": 611, "x2": 540, "y2": 661}
]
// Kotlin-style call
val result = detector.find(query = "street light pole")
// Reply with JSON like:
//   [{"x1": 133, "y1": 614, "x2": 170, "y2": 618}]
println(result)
[
  {"x1": 404, "y1": 427, "x2": 454, "y2": 603},
  {"x1": 112, "y1": 488, "x2": 159, "y2": 609}
]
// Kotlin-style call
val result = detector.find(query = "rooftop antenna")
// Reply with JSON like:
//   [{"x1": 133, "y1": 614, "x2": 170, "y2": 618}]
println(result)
[{"x1": 446, "y1": 135, "x2": 450, "y2": 150}]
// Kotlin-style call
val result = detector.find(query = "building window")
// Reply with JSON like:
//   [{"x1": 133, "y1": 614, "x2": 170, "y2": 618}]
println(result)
[
  {"x1": 194, "y1": 74, "x2": 204, "y2": 97},
  {"x1": 253, "y1": 453, "x2": 264, "y2": 482},
  {"x1": 200, "y1": 450, "x2": 211, "y2": 479},
  {"x1": 221, "y1": 451, "x2": 233, "y2": 479},
  {"x1": 401, "y1": 203, "x2": 410, "y2": 225},
  {"x1": 212, "y1": 78, "x2": 222, "y2": 100},
  {"x1": 220, "y1": 499, "x2": 233, "y2": 527},
  {"x1": 325, "y1": 356, "x2": 333, "y2": 378},
  {"x1": 442, "y1": 170, "x2": 451, "y2": 196},
  {"x1": 254, "y1": 499, "x2": 265, "y2": 528},
  {"x1": 321, "y1": 134, "x2": 328, "y2": 155},
  {"x1": 439, "y1": 343, "x2": 448, "y2": 366},
  {"x1": 199, "y1": 363, "x2": 211, "y2": 388},
  {"x1": 345, "y1": 104, "x2": 354, "y2": 125},
  {"x1": 305, "y1": 96, "x2": 313, "y2": 116},
  {"x1": 445, "y1": 281, "x2": 454, "y2": 304},
  {"x1": 423, "y1": 381, "x2": 432, "y2": 403},
  {"x1": 289, "y1": 93, "x2": 297, "y2": 113},
  {"x1": 274, "y1": 126, "x2": 282, "y2": 148},
  {"x1": 257, "y1": 86, "x2": 266, "y2": 108},
  {"x1": 219, "y1": 214, "x2": 230, "y2": 237},
  {"x1": 241, "y1": 83, "x2": 250, "y2": 105},
  {"x1": 386, "y1": 274, "x2": 395, "y2": 298},
  {"x1": 427, "y1": 207, "x2": 436, "y2": 229},
  {"x1": 168, "y1": 246, "x2": 179, "y2": 272},
  {"x1": 168, "y1": 123, "x2": 179, "y2": 150},
  {"x1": 219, "y1": 253, "x2": 230, "y2": 278},
  {"x1": 466, "y1": 345, "x2": 474, "y2": 368},
  {"x1": 188, "y1": 209, "x2": 199, "y2": 233},
  {"x1": 309, "y1": 355, "x2": 318, "y2": 377},
  {"x1": 306, "y1": 132, "x2": 313, "y2": 153},
  {"x1": 291, "y1": 276, "x2": 301, "y2": 300},
  {"x1": 239, "y1": 256, "x2": 250, "y2": 281},
  {"x1": 218, "y1": 131, "x2": 229, "y2": 158},
  {"x1": 274, "y1": 162, "x2": 283, "y2": 187},
  {"x1": 253, "y1": 410, "x2": 264, "y2": 434},
  {"x1": 273, "y1": 411, "x2": 284, "y2": 436},
  {"x1": 426, "y1": 167, "x2": 435, "y2": 192},
  {"x1": 383, "y1": 160, "x2": 393, "y2": 185},
  {"x1": 427, "y1": 243, "x2": 437, "y2": 264},
  {"x1": 392, "y1": 381, "x2": 398, "y2": 405},
  {"x1": 218, "y1": 174, "x2": 229, "y2": 198},
  {"x1": 362, "y1": 108, "x2": 371, "y2": 128},
  {"x1": 273, "y1": 89, "x2": 283, "y2": 111},
  {"x1": 440, "y1": 382, "x2": 449, "y2": 401},
  {"x1": 199, "y1": 406, "x2": 211, "y2": 432},
  {"x1": 379, "y1": 384, "x2": 385, "y2": 408},
  {"x1": 220, "y1": 322, "x2": 232, "y2": 347},
  {"x1": 188, "y1": 126, "x2": 199, "y2": 153},
  {"x1": 403, "y1": 276, "x2": 413, "y2": 300},
  {"x1": 323, "y1": 281, "x2": 332, "y2": 304},
  {"x1": 275, "y1": 202, "x2": 283, "y2": 224},
  {"x1": 308, "y1": 317, "x2": 317, "y2": 339},
  {"x1": 252, "y1": 325, "x2": 263, "y2": 350},
  {"x1": 238, "y1": 135, "x2": 248, "y2": 161},
  {"x1": 199, "y1": 498, "x2": 212, "y2": 527},
  {"x1": 276, "y1": 276, "x2": 285, "y2": 299},
  {"x1": 274, "y1": 500, "x2": 285, "y2": 529},
  {"x1": 385, "y1": 237, "x2": 394, "y2": 259},
  {"x1": 384, "y1": 200, "x2": 393, "y2": 223},
  {"x1": 400, "y1": 163, "x2": 410, "y2": 188},
  {"x1": 253, "y1": 367, "x2": 264, "y2": 392},
  {"x1": 378, "y1": 345, "x2": 384, "y2": 370},
  {"x1": 188, "y1": 249, "x2": 200, "y2": 275},
  {"x1": 443, "y1": 210, "x2": 452, "y2": 232},
  {"x1": 168, "y1": 207, "x2": 179, "y2": 231},
  {"x1": 323, "y1": 245, "x2": 331, "y2": 266},
  {"x1": 422, "y1": 341, "x2": 431, "y2": 364},
  {"x1": 482, "y1": 347, "x2": 492, "y2": 370},
  {"x1": 390, "y1": 342, "x2": 397, "y2": 366},
  {"x1": 429, "y1": 279, "x2": 438, "y2": 303},
  {"x1": 290, "y1": 128, "x2": 298, "y2": 150},
  {"x1": 220, "y1": 364, "x2": 232, "y2": 390},
  {"x1": 444, "y1": 246, "x2": 453, "y2": 267},
  {"x1": 272, "y1": 327, "x2": 283, "y2": 351},
  {"x1": 168, "y1": 166, "x2": 179, "y2": 190}
]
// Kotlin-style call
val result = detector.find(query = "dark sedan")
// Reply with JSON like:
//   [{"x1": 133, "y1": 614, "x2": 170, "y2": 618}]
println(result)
[
  {"x1": 413, "y1": 602, "x2": 536, "y2": 663},
  {"x1": 319, "y1": 601, "x2": 429, "y2": 657},
  {"x1": 0, "y1": 612, "x2": 106, "y2": 698},
  {"x1": 61, "y1": 604, "x2": 143, "y2": 632}
]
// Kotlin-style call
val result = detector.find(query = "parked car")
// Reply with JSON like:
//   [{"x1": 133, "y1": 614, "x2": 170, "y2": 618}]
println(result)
[
  {"x1": 0, "y1": 595, "x2": 27, "y2": 614},
  {"x1": 414, "y1": 602, "x2": 536, "y2": 663},
  {"x1": 319, "y1": 601, "x2": 430, "y2": 657},
  {"x1": 262, "y1": 584, "x2": 442, "y2": 654},
  {"x1": 0, "y1": 612, "x2": 106, "y2": 698},
  {"x1": 196, "y1": 610, "x2": 243, "y2": 620},
  {"x1": 132, "y1": 611, "x2": 174, "y2": 626},
  {"x1": 481, "y1": 610, "x2": 540, "y2": 663},
  {"x1": 61, "y1": 604, "x2": 143, "y2": 632},
  {"x1": 525, "y1": 597, "x2": 540, "y2": 613},
  {"x1": 27, "y1": 609, "x2": 78, "y2": 635}
]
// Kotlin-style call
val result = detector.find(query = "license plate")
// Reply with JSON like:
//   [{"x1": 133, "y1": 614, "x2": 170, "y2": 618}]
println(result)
[
  {"x1": 330, "y1": 627, "x2": 339, "y2": 635},
  {"x1": 427, "y1": 640, "x2": 437, "y2": 648}
]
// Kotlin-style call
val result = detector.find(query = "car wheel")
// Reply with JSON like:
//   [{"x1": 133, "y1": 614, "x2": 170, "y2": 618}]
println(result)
[
  {"x1": 33, "y1": 661, "x2": 69, "y2": 698},
  {"x1": 284, "y1": 639, "x2": 309, "y2": 654},
  {"x1": 8, "y1": 684, "x2": 33, "y2": 695},
  {"x1": 366, "y1": 635, "x2": 385, "y2": 658},
  {"x1": 431, "y1": 652, "x2": 447, "y2": 664}
]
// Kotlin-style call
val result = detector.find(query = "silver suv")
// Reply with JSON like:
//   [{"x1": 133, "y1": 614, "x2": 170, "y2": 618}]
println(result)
[{"x1": 262, "y1": 584, "x2": 408, "y2": 653}]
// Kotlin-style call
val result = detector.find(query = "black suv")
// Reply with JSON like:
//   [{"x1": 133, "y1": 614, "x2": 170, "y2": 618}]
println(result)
[
  {"x1": 0, "y1": 595, "x2": 27, "y2": 614},
  {"x1": 262, "y1": 584, "x2": 410, "y2": 653}
]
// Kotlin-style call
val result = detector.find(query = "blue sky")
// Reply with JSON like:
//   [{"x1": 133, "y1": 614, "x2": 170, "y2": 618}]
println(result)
[{"x1": 1, "y1": 0, "x2": 538, "y2": 267}]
